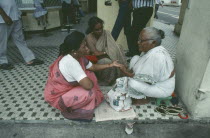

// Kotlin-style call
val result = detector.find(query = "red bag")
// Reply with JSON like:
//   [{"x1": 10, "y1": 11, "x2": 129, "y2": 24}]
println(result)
[{"x1": 85, "y1": 55, "x2": 98, "y2": 64}]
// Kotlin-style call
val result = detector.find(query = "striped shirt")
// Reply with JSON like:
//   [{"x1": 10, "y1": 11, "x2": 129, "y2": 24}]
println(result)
[{"x1": 132, "y1": 0, "x2": 154, "y2": 8}]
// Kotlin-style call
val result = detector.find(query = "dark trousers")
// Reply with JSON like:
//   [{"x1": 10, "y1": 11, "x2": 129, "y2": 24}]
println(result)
[
  {"x1": 127, "y1": 7, "x2": 153, "y2": 55},
  {"x1": 111, "y1": 1, "x2": 131, "y2": 42},
  {"x1": 62, "y1": 2, "x2": 76, "y2": 25},
  {"x1": 154, "y1": 4, "x2": 160, "y2": 19}
]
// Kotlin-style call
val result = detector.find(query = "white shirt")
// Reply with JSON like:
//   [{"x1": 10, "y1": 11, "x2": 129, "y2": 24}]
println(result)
[
  {"x1": 0, "y1": 0, "x2": 21, "y2": 23},
  {"x1": 59, "y1": 54, "x2": 93, "y2": 82},
  {"x1": 155, "y1": 0, "x2": 162, "y2": 4}
]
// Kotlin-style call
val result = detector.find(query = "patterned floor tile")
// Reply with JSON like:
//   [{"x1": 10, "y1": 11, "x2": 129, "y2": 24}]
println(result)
[{"x1": 0, "y1": 19, "x2": 186, "y2": 122}]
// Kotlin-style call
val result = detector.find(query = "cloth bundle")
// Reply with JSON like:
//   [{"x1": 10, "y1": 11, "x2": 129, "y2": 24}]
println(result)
[{"x1": 106, "y1": 77, "x2": 132, "y2": 112}]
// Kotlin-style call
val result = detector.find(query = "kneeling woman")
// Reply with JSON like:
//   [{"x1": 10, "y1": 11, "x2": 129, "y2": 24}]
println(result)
[{"x1": 44, "y1": 31, "x2": 122, "y2": 121}]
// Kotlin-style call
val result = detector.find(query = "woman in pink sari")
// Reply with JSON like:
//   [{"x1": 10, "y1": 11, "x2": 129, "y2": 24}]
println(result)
[{"x1": 44, "y1": 31, "x2": 122, "y2": 121}]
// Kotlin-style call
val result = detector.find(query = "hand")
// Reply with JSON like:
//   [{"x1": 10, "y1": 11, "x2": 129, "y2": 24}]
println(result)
[
  {"x1": 119, "y1": 65, "x2": 127, "y2": 72},
  {"x1": 110, "y1": 61, "x2": 125, "y2": 68},
  {"x1": 3, "y1": 15, "x2": 13, "y2": 26},
  {"x1": 94, "y1": 51, "x2": 106, "y2": 56}
]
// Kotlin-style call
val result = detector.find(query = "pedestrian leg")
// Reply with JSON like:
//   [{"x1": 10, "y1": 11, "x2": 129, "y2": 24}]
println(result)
[
  {"x1": 155, "y1": 4, "x2": 159, "y2": 19},
  {"x1": 130, "y1": 8, "x2": 153, "y2": 55},
  {"x1": 111, "y1": 1, "x2": 130, "y2": 41},
  {"x1": 11, "y1": 20, "x2": 35, "y2": 63},
  {"x1": 0, "y1": 23, "x2": 9, "y2": 64}
]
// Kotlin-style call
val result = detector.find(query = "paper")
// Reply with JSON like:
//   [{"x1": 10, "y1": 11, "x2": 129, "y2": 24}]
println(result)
[{"x1": 94, "y1": 101, "x2": 136, "y2": 122}]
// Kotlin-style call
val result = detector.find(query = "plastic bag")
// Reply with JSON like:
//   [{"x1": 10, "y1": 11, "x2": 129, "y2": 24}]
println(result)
[{"x1": 106, "y1": 77, "x2": 132, "y2": 112}]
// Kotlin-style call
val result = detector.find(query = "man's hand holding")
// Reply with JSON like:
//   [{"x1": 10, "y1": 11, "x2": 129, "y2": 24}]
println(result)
[{"x1": 3, "y1": 15, "x2": 13, "y2": 25}]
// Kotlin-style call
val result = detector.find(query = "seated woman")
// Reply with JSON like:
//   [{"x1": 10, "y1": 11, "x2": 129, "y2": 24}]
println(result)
[
  {"x1": 118, "y1": 27, "x2": 175, "y2": 104},
  {"x1": 85, "y1": 16, "x2": 127, "y2": 86},
  {"x1": 44, "y1": 31, "x2": 122, "y2": 121}
]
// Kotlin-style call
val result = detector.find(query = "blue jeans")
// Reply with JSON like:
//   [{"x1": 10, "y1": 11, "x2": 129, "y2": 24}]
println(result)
[{"x1": 111, "y1": 1, "x2": 131, "y2": 41}]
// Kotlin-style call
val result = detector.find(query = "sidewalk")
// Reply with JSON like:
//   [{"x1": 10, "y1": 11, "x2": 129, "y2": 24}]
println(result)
[
  {"x1": 163, "y1": 3, "x2": 181, "y2": 7},
  {"x1": 0, "y1": 16, "x2": 180, "y2": 123}
]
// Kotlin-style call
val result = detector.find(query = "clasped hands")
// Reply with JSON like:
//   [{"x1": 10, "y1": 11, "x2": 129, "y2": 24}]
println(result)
[{"x1": 110, "y1": 61, "x2": 127, "y2": 71}]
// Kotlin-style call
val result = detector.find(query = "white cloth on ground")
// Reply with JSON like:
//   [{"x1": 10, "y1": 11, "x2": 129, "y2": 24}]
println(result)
[{"x1": 128, "y1": 46, "x2": 175, "y2": 98}]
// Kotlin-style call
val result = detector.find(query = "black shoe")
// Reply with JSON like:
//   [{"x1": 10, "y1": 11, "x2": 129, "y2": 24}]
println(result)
[
  {"x1": 125, "y1": 52, "x2": 134, "y2": 57},
  {"x1": 26, "y1": 59, "x2": 44, "y2": 66},
  {"x1": 0, "y1": 63, "x2": 14, "y2": 70}
]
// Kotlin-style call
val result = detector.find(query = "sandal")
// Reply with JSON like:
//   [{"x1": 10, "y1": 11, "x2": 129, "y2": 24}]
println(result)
[
  {"x1": 159, "y1": 104, "x2": 183, "y2": 112},
  {"x1": 27, "y1": 59, "x2": 44, "y2": 66},
  {"x1": 154, "y1": 107, "x2": 168, "y2": 115},
  {"x1": 167, "y1": 106, "x2": 183, "y2": 112},
  {"x1": 165, "y1": 109, "x2": 181, "y2": 116},
  {"x1": 155, "y1": 106, "x2": 183, "y2": 116}
]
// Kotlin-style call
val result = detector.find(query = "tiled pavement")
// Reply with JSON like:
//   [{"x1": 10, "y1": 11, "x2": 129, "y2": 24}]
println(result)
[{"x1": 0, "y1": 16, "x2": 182, "y2": 122}]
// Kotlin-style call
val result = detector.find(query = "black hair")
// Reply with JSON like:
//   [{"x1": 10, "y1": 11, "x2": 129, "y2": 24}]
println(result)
[
  {"x1": 86, "y1": 16, "x2": 104, "y2": 34},
  {"x1": 59, "y1": 31, "x2": 85, "y2": 56},
  {"x1": 158, "y1": 29, "x2": 165, "y2": 39}
]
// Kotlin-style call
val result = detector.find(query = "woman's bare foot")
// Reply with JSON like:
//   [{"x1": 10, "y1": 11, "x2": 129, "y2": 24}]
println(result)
[{"x1": 132, "y1": 98, "x2": 150, "y2": 106}]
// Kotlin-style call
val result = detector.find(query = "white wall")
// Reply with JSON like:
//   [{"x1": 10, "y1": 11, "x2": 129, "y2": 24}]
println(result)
[{"x1": 175, "y1": 0, "x2": 210, "y2": 118}]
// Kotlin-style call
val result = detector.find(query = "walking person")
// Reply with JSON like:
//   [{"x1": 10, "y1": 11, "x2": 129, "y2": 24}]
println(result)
[
  {"x1": 33, "y1": 0, "x2": 48, "y2": 29},
  {"x1": 154, "y1": 0, "x2": 163, "y2": 19},
  {"x1": 0, "y1": 0, "x2": 44, "y2": 70},
  {"x1": 111, "y1": 0, "x2": 132, "y2": 57},
  {"x1": 127, "y1": 0, "x2": 154, "y2": 57}
]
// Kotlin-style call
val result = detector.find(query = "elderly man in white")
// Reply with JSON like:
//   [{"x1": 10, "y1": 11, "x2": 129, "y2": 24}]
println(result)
[
  {"x1": 0, "y1": 0, "x2": 43, "y2": 70},
  {"x1": 119, "y1": 27, "x2": 175, "y2": 105}
]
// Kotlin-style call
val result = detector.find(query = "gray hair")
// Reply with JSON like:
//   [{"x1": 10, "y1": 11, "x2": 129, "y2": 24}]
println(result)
[{"x1": 143, "y1": 27, "x2": 165, "y2": 46}]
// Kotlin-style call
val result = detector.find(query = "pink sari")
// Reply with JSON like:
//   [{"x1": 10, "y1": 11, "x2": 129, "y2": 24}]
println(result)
[{"x1": 44, "y1": 56, "x2": 104, "y2": 120}]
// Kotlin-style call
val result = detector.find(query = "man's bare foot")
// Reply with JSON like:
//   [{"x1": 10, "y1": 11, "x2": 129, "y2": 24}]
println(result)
[{"x1": 132, "y1": 98, "x2": 150, "y2": 106}]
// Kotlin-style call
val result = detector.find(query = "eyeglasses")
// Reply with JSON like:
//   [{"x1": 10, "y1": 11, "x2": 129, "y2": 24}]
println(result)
[{"x1": 138, "y1": 38, "x2": 154, "y2": 43}]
